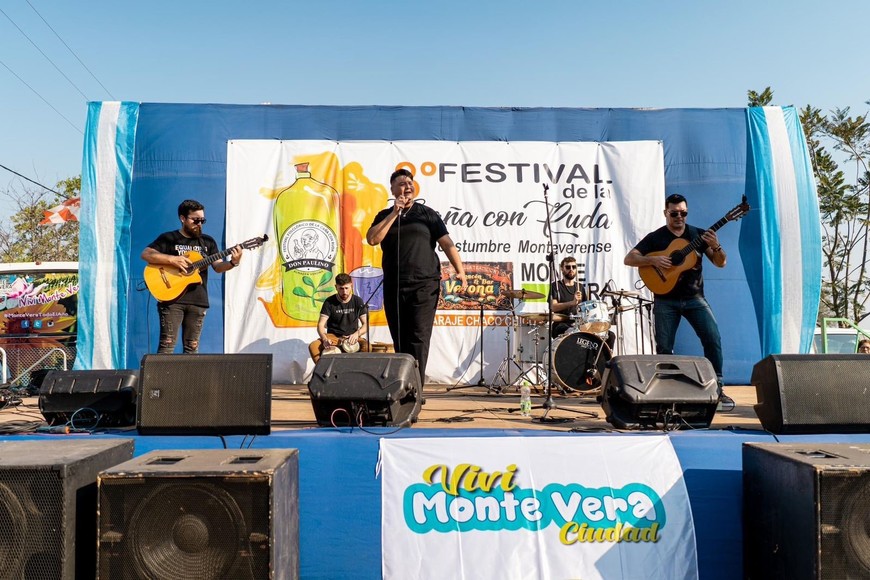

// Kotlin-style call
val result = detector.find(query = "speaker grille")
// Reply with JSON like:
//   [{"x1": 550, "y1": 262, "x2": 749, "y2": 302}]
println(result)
[
  {"x1": 0, "y1": 440, "x2": 134, "y2": 579},
  {"x1": 752, "y1": 354, "x2": 870, "y2": 433},
  {"x1": 98, "y1": 449, "x2": 299, "y2": 580},
  {"x1": 138, "y1": 354, "x2": 272, "y2": 435},
  {"x1": 0, "y1": 472, "x2": 64, "y2": 578}
]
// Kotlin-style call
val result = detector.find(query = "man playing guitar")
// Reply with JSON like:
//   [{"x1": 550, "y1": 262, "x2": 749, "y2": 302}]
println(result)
[
  {"x1": 308, "y1": 272, "x2": 369, "y2": 362},
  {"x1": 624, "y1": 193, "x2": 733, "y2": 409}
]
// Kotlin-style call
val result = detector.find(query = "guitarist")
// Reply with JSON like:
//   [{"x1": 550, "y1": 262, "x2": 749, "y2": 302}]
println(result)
[
  {"x1": 623, "y1": 193, "x2": 732, "y2": 409},
  {"x1": 141, "y1": 199, "x2": 242, "y2": 354}
]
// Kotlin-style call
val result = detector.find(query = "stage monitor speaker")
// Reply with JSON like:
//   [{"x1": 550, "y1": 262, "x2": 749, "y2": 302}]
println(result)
[
  {"x1": 98, "y1": 448, "x2": 299, "y2": 580},
  {"x1": 752, "y1": 354, "x2": 870, "y2": 434},
  {"x1": 600, "y1": 355, "x2": 719, "y2": 430},
  {"x1": 0, "y1": 439, "x2": 134, "y2": 579},
  {"x1": 744, "y1": 442, "x2": 870, "y2": 579},
  {"x1": 38, "y1": 369, "x2": 139, "y2": 428},
  {"x1": 307, "y1": 353, "x2": 422, "y2": 427},
  {"x1": 137, "y1": 353, "x2": 272, "y2": 436}
]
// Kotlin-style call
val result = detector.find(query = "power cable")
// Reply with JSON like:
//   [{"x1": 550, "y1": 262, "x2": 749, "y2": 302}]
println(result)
[
  {"x1": 0, "y1": 59, "x2": 83, "y2": 134},
  {"x1": 0, "y1": 5, "x2": 90, "y2": 101},
  {"x1": 0, "y1": 163, "x2": 62, "y2": 195},
  {"x1": 24, "y1": 0, "x2": 116, "y2": 100}
]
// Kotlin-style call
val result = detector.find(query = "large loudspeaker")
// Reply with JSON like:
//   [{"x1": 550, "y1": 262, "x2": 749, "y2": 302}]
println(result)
[
  {"x1": 0, "y1": 439, "x2": 134, "y2": 579},
  {"x1": 744, "y1": 443, "x2": 870, "y2": 579},
  {"x1": 137, "y1": 353, "x2": 272, "y2": 435},
  {"x1": 600, "y1": 355, "x2": 719, "y2": 429},
  {"x1": 98, "y1": 448, "x2": 299, "y2": 580},
  {"x1": 307, "y1": 353, "x2": 422, "y2": 427},
  {"x1": 38, "y1": 369, "x2": 139, "y2": 427},
  {"x1": 752, "y1": 354, "x2": 870, "y2": 434}
]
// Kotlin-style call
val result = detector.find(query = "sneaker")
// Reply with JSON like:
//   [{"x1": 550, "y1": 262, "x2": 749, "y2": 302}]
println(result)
[{"x1": 717, "y1": 393, "x2": 735, "y2": 412}]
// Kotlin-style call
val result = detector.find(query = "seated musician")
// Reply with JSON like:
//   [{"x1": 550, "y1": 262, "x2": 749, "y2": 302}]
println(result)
[
  {"x1": 308, "y1": 273, "x2": 369, "y2": 362},
  {"x1": 549, "y1": 256, "x2": 585, "y2": 338}
]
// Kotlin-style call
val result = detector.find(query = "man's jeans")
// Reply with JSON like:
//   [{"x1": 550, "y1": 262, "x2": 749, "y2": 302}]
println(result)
[
  {"x1": 653, "y1": 296, "x2": 723, "y2": 383},
  {"x1": 157, "y1": 303, "x2": 207, "y2": 354}
]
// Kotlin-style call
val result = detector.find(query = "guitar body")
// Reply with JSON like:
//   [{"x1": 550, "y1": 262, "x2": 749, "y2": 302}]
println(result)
[
  {"x1": 143, "y1": 251, "x2": 205, "y2": 302},
  {"x1": 638, "y1": 239, "x2": 699, "y2": 295}
]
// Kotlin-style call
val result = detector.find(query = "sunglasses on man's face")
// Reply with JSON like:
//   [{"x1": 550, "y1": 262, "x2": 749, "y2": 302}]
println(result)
[
  {"x1": 563, "y1": 265, "x2": 577, "y2": 270},
  {"x1": 668, "y1": 211, "x2": 688, "y2": 218},
  {"x1": 187, "y1": 217, "x2": 206, "y2": 225}
]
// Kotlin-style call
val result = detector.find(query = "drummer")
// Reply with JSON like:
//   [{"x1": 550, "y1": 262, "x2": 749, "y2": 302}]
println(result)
[
  {"x1": 549, "y1": 256, "x2": 586, "y2": 338},
  {"x1": 550, "y1": 256, "x2": 616, "y2": 348}
]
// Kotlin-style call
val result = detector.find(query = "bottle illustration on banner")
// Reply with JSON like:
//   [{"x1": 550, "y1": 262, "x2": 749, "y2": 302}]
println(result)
[{"x1": 273, "y1": 162, "x2": 342, "y2": 321}]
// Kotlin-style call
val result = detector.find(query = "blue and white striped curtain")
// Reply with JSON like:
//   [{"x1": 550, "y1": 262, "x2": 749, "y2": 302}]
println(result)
[
  {"x1": 75, "y1": 101, "x2": 139, "y2": 370},
  {"x1": 742, "y1": 106, "x2": 821, "y2": 356}
]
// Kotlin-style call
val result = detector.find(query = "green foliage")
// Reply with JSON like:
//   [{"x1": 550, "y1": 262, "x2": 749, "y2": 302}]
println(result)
[
  {"x1": 747, "y1": 87, "x2": 774, "y2": 107},
  {"x1": 0, "y1": 176, "x2": 79, "y2": 262},
  {"x1": 798, "y1": 103, "x2": 870, "y2": 324}
]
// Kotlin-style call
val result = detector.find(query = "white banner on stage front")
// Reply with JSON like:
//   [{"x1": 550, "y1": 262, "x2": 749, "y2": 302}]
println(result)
[
  {"x1": 225, "y1": 140, "x2": 664, "y2": 384},
  {"x1": 379, "y1": 436, "x2": 698, "y2": 580}
]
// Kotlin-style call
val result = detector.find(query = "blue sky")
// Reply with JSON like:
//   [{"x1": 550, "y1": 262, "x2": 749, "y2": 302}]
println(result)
[{"x1": 1, "y1": 0, "x2": 868, "y2": 218}]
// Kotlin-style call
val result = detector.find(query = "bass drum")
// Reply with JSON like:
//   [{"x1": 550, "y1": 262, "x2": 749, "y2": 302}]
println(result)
[{"x1": 544, "y1": 331, "x2": 612, "y2": 393}]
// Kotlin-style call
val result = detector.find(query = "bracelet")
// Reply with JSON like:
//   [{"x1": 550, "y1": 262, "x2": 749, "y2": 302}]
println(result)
[{"x1": 712, "y1": 246, "x2": 722, "y2": 252}]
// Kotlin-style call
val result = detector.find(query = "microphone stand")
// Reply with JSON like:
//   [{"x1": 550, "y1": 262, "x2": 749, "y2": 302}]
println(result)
[
  {"x1": 476, "y1": 300, "x2": 486, "y2": 386},
  {"x1": 361, "y1": 276, "x2": 384, "y2": 352},
  {"x1": 515, "y1": 184, "x2": 597, "y2": 422}
]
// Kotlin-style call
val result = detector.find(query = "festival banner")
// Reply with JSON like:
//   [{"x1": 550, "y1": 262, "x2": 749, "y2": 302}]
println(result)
[
  {"x1": 225, "y1": 141, "x2": 664, "y2": 383},
  {"x1": 379, "y1": 436, "x2": 698, "y2": 580}
]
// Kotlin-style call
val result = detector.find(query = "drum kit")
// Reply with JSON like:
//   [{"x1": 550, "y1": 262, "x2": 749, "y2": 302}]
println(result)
[{"x1": 490, "y1": 287, "x2": 653, "y2": 395}]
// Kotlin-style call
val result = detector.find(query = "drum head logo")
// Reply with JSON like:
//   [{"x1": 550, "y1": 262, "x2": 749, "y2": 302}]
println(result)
[{"x1": 280, "y1": 221, "x2": 337, "y2": 272}]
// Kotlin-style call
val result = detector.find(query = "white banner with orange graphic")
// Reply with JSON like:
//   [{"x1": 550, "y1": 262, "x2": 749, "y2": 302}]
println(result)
[
  {"x1": 379, "y1": 435, "x2": 698, "y2": 580},
  {"x1": 225, "y1": 141, "x2": 664, "y2": 383}
]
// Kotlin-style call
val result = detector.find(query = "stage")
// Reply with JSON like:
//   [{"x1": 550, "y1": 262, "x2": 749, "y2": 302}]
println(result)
[{"x1": 2, "y1": 384, "x2": 868, "y2": 579}]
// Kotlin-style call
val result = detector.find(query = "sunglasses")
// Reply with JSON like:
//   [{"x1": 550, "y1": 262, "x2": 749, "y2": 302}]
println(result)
[
  {"x1": 668, "y1": 211, "x2": 688, "y2": 218},
  {"x1": 563, "y1": 265, "x2": 577, "y2": 270},
  {"x1": 187, "y1": 217, "x2": 207, "y2": 225}
]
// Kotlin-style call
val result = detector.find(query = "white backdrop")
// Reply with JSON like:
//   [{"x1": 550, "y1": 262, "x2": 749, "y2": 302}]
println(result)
[{"x1": 225, "y1": 140, "x2": 664, "y2": 383}]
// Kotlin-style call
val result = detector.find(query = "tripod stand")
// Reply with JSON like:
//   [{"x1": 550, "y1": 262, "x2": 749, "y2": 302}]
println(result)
[{"x1": 516, "y1": 184, "x2": 597, "y2": 422}]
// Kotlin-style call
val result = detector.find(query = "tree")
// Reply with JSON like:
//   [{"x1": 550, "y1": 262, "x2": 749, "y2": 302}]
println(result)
[
  {"x1": 748, "y1": 89, "x2": 870, "y2": 324},
  {"x1": 0, "y1": 176, "x2": 79, "y2": 262}
]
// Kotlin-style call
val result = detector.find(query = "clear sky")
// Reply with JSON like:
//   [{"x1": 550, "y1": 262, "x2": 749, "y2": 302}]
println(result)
[{"x1": 1, "y1": 0, "x2": 868, "y2": 219}]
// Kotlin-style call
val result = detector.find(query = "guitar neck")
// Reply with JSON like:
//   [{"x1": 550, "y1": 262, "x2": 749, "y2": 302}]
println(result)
[
  {"x1": 190, "y1": 247, "x2": 235, "y2": 271},
  {"x1": 679, "y1": 217, "x2": 728, "y2": 257}
]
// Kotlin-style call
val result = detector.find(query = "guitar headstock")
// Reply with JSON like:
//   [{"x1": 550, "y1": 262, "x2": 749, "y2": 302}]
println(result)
[
  {"x1": 241, "y1": 235, "x2": 269, "y2": 250},
  {"x1": 725, "y1": 195, "x2": 750, "y2": 222}
]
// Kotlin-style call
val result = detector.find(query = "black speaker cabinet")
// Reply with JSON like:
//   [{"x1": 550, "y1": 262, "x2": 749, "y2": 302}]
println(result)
[
  {"x1": 98, "y1": 448, "x2": 299, "y2": 580},
  {"x1": 308, "y1": 353, "x2": 422, "y2": 427},
  {"x1": 38, "y1": 369, "x2": 139, "y2": 428},
  {"x1": 0, "y1": 439, "x2": 134, "y2": 579},
  {"x1": 137, "y1": 353, "x2": 272, "y2": 435},
  {"x1": 752, "y1": 354, "x2": 870, "y2": 434},
  {"x1": 744, "y1": 443, "x2": 870, "y2": 579},
  {"x1": 600, "y1": 355, "x2": 719, "y2": 429}
]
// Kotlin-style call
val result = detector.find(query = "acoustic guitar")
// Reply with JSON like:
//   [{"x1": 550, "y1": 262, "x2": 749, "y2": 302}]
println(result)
[
  {"x1": 639, "y1": 198, "x2": 749, "y2": 295},
  {"x1": 144, "y1": 235, "x2": 268, "y2": 302}
]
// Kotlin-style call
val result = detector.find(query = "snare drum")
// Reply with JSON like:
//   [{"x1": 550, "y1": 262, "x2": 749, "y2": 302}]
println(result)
[
  {"x1": 577, "y1": 300, "x2": 611, "y2": 334},
  {"x1": 544, "y1": 331, "x2": 612, "y2": 393}
]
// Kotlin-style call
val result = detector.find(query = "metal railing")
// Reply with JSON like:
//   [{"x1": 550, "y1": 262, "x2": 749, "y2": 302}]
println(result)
[
  {"x1": 0, "y1": 343, "x2": 73, "y2": 387},
  {"x1": 817, "y1": 317, "x2": 870, "y2": 354}
]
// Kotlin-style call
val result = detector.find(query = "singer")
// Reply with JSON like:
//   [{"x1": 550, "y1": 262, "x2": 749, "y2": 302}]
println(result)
[{"x1": 366, "y1": 168, "x2": 468, "y2": 385}]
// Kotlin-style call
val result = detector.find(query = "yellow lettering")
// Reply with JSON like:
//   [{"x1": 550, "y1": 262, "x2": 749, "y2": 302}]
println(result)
[{"x1": 560, "y1": 521, "x2": 579, "y2": 545}]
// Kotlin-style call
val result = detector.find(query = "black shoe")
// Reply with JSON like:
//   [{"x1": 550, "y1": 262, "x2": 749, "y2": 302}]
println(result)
[{"x1": 717, "y1": 394, "x2": 735, "y2": 412}]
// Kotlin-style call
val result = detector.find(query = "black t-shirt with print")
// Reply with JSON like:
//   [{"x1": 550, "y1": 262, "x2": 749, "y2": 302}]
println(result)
[
  {"x1": 319, "y1": 294, "x2": 365, "y2": 337},
  {"x1": 634, "y1": 224, "x2": 709, "y2": 299},
  {"x1": 147, "y1": 230, "x2": 219, "y2": 307}
]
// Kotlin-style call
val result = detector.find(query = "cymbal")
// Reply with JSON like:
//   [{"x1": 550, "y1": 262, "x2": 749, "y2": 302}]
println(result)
[
  {"x1": 519, "y1": 312, "x2": 568, "y2": 323},
  {"x1": 602, "y1": 288, "x2": 642, "y2": 298},
  {"x1": 502, "y1": 288, "x2": 545, "y2": 300}
]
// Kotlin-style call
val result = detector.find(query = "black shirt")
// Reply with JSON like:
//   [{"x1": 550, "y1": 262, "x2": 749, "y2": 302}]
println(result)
[
  {"x1": 550, "y1": 280, "x2": 587, "y2": 315},
  {"x1": 634, "y1": 224, "x2": 708, "y2": 299},
  {"x1": 319, "y1": 294, "x2": 365, "y2": 337},
  {"x1": 370, "y1": 203, "x2": 449, "y2": 285},
  {"x1": 147, "y1": 230, "x2": 219, "y2": 307}
]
